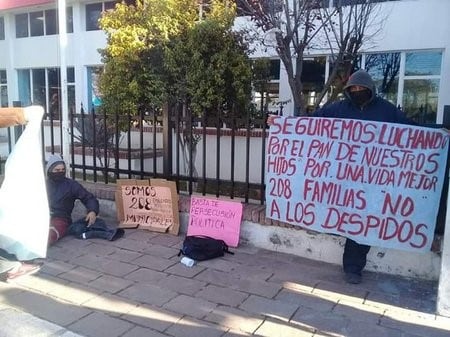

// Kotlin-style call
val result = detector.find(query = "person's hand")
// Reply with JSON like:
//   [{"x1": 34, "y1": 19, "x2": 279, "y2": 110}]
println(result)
[
  {"x1": 267, "y1": 114, "x2": 279, "y2": 127},
  {"x1": 85, "y1": 211, "x2": 97, "y2": 227}
]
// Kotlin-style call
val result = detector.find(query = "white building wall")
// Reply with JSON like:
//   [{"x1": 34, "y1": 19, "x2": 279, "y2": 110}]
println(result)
[
  {"x1": 241, "y1": 0, "x2": 450, "y2": 118},
  {"x1": 0, "y1": 0, "x2": 449, "y2": 119},
  {"x1": 0, "y1": 0, "x2": 106, "y2": 110},
  {"x1": 370, "y1": 0, "x2": 450, "y2": 121}
]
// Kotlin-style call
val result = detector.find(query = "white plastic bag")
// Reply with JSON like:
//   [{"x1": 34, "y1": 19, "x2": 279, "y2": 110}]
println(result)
[{"x1": 0, "y1": 106, "x2": 49, "y2": 260}]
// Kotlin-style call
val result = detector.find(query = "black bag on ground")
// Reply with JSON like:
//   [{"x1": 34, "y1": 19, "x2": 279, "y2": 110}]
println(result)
[{"x1": 178, "y1": 235, "x2": 233, "y2": 261}]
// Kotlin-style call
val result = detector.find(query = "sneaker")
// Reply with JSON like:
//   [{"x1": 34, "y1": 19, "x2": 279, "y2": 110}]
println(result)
[
  {"x1": 110, "y1": 228, "x2": 125, "y2": 241},
  {"x1": 344, "y1": 272, "x2": 362, "y2": 284}
]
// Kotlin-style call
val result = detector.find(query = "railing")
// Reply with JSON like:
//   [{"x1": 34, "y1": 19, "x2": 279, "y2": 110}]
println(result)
[
  {"x1": 1, "y1": 105, "x2": 447, "y2": 234},
  {"x1": 41, "y1": 105, "x2": 271, "y2": 205}
]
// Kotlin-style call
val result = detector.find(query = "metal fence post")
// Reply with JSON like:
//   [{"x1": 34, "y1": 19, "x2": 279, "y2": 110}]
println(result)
[{"x1": 162, "y1": 103, "x2": 173, "y2": 178}]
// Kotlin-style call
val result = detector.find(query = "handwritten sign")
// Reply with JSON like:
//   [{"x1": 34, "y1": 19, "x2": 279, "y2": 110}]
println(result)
[
  {"x1": 116, "y1": 179, "x2": 179, "y2": 235},
  {"x1": 187, "y1": 196, "x2": 243, "y2": 247},
  {"x1": 266, "y1": 117, "x2": 449, "y2": 252}
]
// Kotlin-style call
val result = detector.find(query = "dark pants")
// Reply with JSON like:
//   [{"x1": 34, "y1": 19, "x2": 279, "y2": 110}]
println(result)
[
  {"x1": 343, "y1": 238, "x2": 371, "y2": 275},
  {"x1": 68, "y1": 218, "x2": 117, "y2": 241}
]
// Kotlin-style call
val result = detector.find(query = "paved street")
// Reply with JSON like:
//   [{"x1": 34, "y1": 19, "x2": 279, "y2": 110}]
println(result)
[{"x1": 1, "y1": 226, "x2": 450, "y2": 337}]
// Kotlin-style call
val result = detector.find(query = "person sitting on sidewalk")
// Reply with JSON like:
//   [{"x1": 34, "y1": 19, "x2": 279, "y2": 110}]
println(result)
[
  {"x1": 46, "y1": 154, "x2": 124, "y2": 245},
  {"x1": 0, "y1": 107, "x2": 43, "y2": 282}
]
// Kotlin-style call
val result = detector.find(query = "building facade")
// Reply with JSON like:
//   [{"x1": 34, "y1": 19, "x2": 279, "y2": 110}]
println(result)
[{"x1": 0, "y1": 0, "x2": 449, "y2": 123}]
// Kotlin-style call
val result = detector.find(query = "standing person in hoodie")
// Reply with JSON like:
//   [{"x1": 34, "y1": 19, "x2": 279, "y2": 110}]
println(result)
[
  {"x1": 268, "y1": 69, "x2": 413, "y2": 284},
  {"x1": 46, "y1": 154, "x2": 124, "y2": 245},
  {"x1": 315, "y1": 69, "x2": 413, "y2": 284}
]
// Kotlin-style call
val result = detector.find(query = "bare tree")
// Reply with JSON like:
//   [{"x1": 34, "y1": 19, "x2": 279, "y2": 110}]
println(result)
[
  {"x1": 238, "y1": 0, "x2": 336, "y2": 115},
  {"x1": 314, "y1": 1, "x2": 384, "y2": 108},
  {"x1": 365, "y1": 53, "x2": 400, "y2": 98},
  {"x1": 237, "y1": 0, "x2": 385, "y2": 115}
]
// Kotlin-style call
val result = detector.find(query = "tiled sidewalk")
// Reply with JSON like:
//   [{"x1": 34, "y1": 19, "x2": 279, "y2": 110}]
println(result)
[{"x1": 1, "y1": 227, "x2": 450, "y2": 337}]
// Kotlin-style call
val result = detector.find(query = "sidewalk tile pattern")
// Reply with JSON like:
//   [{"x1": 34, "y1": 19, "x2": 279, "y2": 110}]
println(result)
[{"x1": 1, "y1": 220, "x2": 449, "y2": 337}]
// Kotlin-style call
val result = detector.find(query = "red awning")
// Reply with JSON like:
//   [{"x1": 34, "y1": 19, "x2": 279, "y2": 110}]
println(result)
[{"x1": 0, "y1": 0, "x2": 54, "y2": 11}]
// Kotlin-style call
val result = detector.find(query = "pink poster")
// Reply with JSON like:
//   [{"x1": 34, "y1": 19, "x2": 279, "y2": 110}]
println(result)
[{"x1": 187, "y1": 197, "x2": 243, "y2": 247}]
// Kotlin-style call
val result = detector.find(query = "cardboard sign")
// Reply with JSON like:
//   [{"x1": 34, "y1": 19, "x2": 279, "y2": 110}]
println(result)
[
  {"x1": 187, "y1": 196, "x2": 243, "y2": 247},
  {"x1": 266, "y1": 116, "x2": 449, "y2": 252},
  {"x1": 116, "y1": 179, "x2": 179, "y2": 235}
]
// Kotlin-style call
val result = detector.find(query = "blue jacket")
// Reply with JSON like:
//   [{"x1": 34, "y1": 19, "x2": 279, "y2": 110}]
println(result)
[
  {"x1": 315, "y1": 96, "x2": 411, "y2": 124},
  {"x1": 315, "y1": 69, "x2": 411, "y2": 124}
]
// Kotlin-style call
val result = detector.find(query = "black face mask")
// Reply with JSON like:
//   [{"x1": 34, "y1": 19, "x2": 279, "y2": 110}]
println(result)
[
  {"x1": 48, "y1": 171, "x2": 66, "y2": 182},
  {"x1": 348, "y1": 90, "x2": 372, "y2": 107}
]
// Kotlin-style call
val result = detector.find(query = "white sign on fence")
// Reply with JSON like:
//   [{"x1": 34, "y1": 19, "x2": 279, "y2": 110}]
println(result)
[{"x1": 266, "y1": 116, "x2": 449, "y2": 252}]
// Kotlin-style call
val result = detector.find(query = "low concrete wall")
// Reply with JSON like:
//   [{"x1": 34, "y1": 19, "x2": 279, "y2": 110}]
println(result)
[{"x1": 89, "y1": 181, "x2": 441, "y2": 281}]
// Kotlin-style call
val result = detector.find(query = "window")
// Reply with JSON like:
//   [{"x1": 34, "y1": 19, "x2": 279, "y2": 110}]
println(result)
[
  {"x1": 45, "y1": 8, "x2": 74, "y2": 35},
  {"x1": 326, "y1": 54, "x2": 361, "y2": 103},
  {"x1": 402, "y1": 51, "x2": 442, "y2": 124},
  {"x1": 0, "y1": 70, "x2": 8, "y2": 107},
  {"x1": 0, "y1": 17, "x2": 5, "y2": 40},
  {"x1": 362, "y1": 50, "x2": 442, "y2": 124},
  {"x1": 252, "y1": 59, "x2": 280, "y2": 113},
  {"x1": 333, "y1": 0, "x2": 399, "y2": 6},
  {"x1": 86, "y1": 1, "x2": 117, "y2": 31},
  {"x1": 15, "y1": 13, "x2": 29, "y2": 38},
  {"x1": 17, "y1": 67, "x2": 76, "y2": 119},
  {"x1": 403, "y1": 79, "x2": 439, "y2": 125},
  {"x1": 302, "y1": 57, "x2": 326, "y2": 112},
  {"x1": 67, "y1": 67, "x2": 76, "y2": 115},
  {"x1": 269, "y1": 59, "x2": 280, "y2": 80},
  {"x1": 87, "y1": 66, "x2": 103, "y2": 111},
  {"x1": 66, "y1": 7, "x2": 74, "y2": 34},
  {"x1": 236, "y1": 0, "x2": 284, "y2": 16},
  {"x1": 45, "y1": 9, "x2": 57, "y2": 35},
  {"x1": 30, "y1": 11, "x2": 44, "y2": 37},
  {"x1": 15, "y1": 8, "x2": 73, "y2": 38},
  {"x1": 32, "y1": 69, "x2": 46, "y2": 108},
  {"x1": 365, "y1": 52, "x2": 400, "y2": 105},
  {"x1": 405, "y1": 51, "x2": 442, "y2": 76}
]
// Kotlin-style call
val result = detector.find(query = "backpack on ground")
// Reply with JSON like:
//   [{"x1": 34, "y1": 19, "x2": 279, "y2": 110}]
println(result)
[{"x1": 178, "y1": 235, "x2": 234, "y2": 261}]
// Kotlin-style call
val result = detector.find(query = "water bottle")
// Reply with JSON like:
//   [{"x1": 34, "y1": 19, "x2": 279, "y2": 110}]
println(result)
[{"x1": 180, "y1": 257, "x2": 195, "y2": 267}]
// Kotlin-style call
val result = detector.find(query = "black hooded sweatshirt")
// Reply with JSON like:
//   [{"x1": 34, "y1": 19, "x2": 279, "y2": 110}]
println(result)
[
  {"x1": 46, "y1": 154, "x2": 99, "y2": 222},
  {"x1": 315, "y1": 69, "x2": 411, "y2": 124}
]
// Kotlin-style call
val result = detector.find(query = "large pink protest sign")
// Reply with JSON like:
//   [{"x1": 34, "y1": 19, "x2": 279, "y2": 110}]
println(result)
[
  {"x1": 266, "y1": 116, "x2": 449, "y2": 252},
  {"x1": 187, "y1": 197, "x2": 243, "y2": 247}
]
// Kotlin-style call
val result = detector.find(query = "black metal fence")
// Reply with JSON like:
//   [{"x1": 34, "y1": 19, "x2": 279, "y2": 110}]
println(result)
[
  {"x1": 2, "y1": 105, "x2": 447, "y2": 234},
  {"x1": 42, "y1": 105, "x2": 270, "y2": 205}
]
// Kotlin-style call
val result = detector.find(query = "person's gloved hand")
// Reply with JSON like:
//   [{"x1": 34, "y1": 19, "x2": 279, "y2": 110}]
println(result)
[
  {"x1": 267, "y1": 114, "x2": 279, "y2": 127},
  {"x1": 85, "y1": 211, "x2": 97, "y2": 227}
]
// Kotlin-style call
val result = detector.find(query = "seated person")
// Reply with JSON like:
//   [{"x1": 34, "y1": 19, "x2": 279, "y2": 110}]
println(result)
[{"x1": 46, "y1": 154, "x2": 124, "y2": 245}]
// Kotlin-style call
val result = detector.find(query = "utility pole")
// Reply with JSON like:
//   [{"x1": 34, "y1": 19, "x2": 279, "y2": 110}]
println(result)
[{"x1": 58, "y1": 0, "x2": 70, "y2": 168}]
